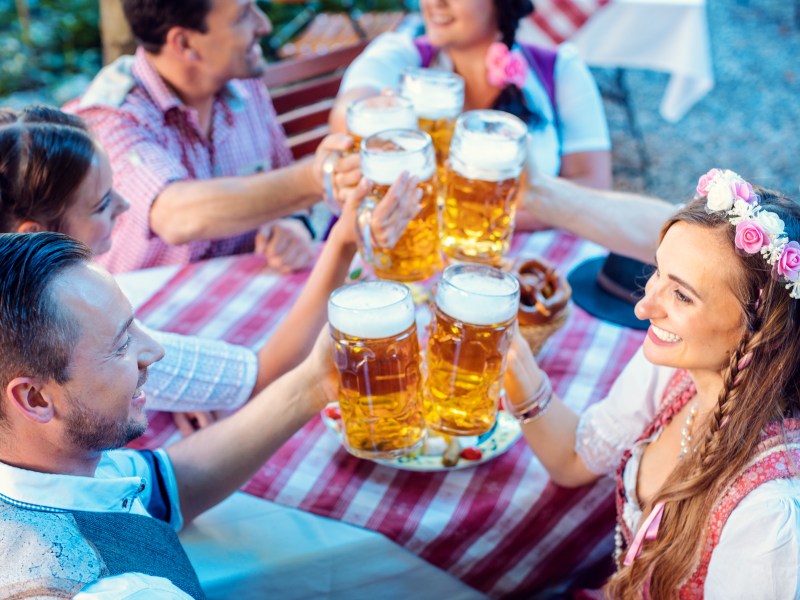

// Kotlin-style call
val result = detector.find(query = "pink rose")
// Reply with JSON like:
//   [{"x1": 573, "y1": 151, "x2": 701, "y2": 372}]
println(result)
[
  {"x1": 486, "y1": 42, "x2": 509, "y2": 88},
  {"x1": 485, "y1": 43, "x2": 527, "y2": 88},
  {"x1": 735, "y1": 221, "x2": 769, "y2": 254},
  {"x1": 774, "y1": 241, "x2": 800, "y2": 281},
  {"x1": 732, "y1": 180, "x2": 756, "y2": 204},
  {"x1": 696, "y1": 168, "x2": 722, "y2": 196},
  {"x1": 504, "y1": 50, "x2": 527, "y2": 88}
]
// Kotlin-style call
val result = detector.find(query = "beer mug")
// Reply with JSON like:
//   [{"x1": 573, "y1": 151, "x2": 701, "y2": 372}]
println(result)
[
  {"x1": 346, "y1": 95, "x2": 418, "y2": 151},
  {"x1": 425, "y1": 264, "x2": 520, "y2": 436},
  {"x1": 328, "y1": 281, "x2": 426, "y2": 459},
  {"x1": 400, "y1": 67, "x2": 464, "y2": 170},
  {"x1": 359, "y1": 129, "x2": 442, "y2": 282},
  {"x1": 441, "y1": 110, "x2": 528, "y2": 265}
]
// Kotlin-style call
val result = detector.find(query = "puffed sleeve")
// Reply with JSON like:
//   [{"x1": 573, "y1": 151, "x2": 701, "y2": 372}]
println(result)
[
  {"x1": 339, "y1": 32, "x2": 421, "y2": 94},
  {"x1": 705, "y1": 479, "x2": 800, "y2": 599},
  {"x1": 574, "y1": 347, "x2": 675, "y2": 476},
  {"x1": 553, "y1": 43, "x2": 611, "y2": 154},
  {"x1": 141, "y1": 323, "x2": 258, "y2": 412}
]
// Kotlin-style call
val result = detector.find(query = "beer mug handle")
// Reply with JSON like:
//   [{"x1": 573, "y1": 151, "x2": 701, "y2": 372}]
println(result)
[
  {"x1": 322, "y1": 151, "x2": 343, "y2": 217},
  {"x1": 357, "y1": 195, "x2": 377, "y2": 265}
]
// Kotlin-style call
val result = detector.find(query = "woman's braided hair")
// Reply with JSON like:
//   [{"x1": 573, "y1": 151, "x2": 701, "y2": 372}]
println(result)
[
  {"x1": 491, "y1": 0, "x2": 544, "y2": 126},
  {"x1": 0, "y1": 105, "x2": 95, "y2": 235},
  {"x1": 606, "y1": 189, "x2": 800, "y2": 598}
]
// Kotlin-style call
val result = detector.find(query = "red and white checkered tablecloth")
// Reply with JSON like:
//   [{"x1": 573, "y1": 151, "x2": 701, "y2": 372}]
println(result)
[
  {"x1": 531, "y1": 0, "x2": 612, "y2": 44},
  {"x1": 131, "y1": 230, "x2": 644, "y2": 597}
]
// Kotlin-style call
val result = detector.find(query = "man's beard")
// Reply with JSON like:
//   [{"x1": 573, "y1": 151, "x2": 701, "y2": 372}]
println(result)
[{"x1": 64, "y1": 392, "x2": 148, "y2": 452}]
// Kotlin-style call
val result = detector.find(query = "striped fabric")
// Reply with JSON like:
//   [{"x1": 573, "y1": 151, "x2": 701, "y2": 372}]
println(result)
[
  {"x1": 531, "y1": 0, "x2": 612, "y2": 44},
  {"x1": 130, "y1": 230, "x2": 645, "y2": 597}
]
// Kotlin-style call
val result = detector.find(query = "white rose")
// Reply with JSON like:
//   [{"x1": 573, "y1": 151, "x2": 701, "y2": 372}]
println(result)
[
  {"x1": 756, "y1": 210, "x2": 785, "y2": 235},
  {"x1": 706, "y1": 182, "x2": 734, "y2": 211}
]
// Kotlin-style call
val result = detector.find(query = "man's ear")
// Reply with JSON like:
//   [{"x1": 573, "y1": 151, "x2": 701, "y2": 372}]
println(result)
[
  {"x1": 16, "y1": 221, "x2": 45, "y2": 234},
  {"x1": 5, "y1": 377, "x2": 56, "y2": 424},
  {"x1": 164, "y1": 27, "x2": 200, "y2": 62}
]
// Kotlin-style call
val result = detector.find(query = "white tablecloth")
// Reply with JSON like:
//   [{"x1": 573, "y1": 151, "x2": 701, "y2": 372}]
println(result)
[
  {"x1": 115, "y1": 268, "x2": 484, "y2": 600},
  {"x1": 520, "y1": 0, "x2": 714, "y2": 122}
]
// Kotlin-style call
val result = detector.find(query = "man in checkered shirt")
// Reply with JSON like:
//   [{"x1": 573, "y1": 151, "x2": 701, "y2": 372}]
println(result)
[{"x1": 66, "y1": 0, "x2": 355, "y2": 274}]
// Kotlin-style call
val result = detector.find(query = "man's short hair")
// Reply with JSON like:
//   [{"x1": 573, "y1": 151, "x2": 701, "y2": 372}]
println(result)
[
  {"x1": 122, "y1": 0, "x2": 214, "y2": 54},
  {"x1": 0, "y1": 233, "x2": 91, "y2": 416}
]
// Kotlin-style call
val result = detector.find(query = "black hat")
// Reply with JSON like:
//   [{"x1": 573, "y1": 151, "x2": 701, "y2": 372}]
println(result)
[{"x1": 567, "y1": 253, "x2": 654, "y2": 330}]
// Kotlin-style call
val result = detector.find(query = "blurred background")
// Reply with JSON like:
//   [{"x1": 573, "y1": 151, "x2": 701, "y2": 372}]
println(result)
[{"x1": 2, "y1": 0, "x2": 798, "y2": 202}]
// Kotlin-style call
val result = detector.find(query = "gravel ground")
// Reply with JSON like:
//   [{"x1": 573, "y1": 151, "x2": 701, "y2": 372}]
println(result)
[{"x1": 600, "y1": 0, "x2": 800, "y2": 202}]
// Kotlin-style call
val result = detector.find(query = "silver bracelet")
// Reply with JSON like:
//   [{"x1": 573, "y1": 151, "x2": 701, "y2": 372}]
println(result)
[{"x1": 505, "y1": 373, "x2": 553, "y2": 425}]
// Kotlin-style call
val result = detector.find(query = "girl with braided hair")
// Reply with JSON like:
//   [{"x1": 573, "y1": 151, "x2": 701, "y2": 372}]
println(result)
[
  {"x1": 331, "y1": 0, "x2": 611, "y2": 230},
  {"x1": 504, "y1": 170, "x2": 800, "y2": 597}
]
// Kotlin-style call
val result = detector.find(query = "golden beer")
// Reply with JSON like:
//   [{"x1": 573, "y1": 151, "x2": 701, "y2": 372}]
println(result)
[
  {"x1": 400, "y1": 68, "x2": 464, "y2": 187},
  {"x1": 328, "y1": 281, "x2": 425, "y2": 459},
  {"x1": 347, "y1": 95, "x2": 417, "y2": 152},
  {"x1": 425, "y1": 264, "x2": 520, "y2": 436},
  {"x1": 441, "y1": 166, "x2": 520, "y2": 264},
  {"x1": 361, "y1": 129, "x2": 442, "y2": 282},
  {"x1": 441, "y1": 110, "x2": 528, "y2": 265},
  {"x1": 369, "y1": 176, "x2": 441, "y2": 281},
  {"x1": 418, "y1": 115, "x2": 458, "y2": 170}
]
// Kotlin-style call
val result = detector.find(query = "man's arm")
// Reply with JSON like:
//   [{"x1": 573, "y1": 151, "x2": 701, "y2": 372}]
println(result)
[
  {"x1": 165, "y1": 334, "x2": 333, "y2": 524},
  {"x1": 524, "y1": 174, "x2": 676, "y2": 264},
  {"x1": 151, "y1": 157, "x2": 322, "y2": 245}
]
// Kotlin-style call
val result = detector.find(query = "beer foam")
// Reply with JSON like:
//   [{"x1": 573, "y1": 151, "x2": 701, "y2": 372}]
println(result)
[
  {"x1": 405, "y1": 88, "x2": 461, "y2": 120},
  {"x1": 329, "y1": 281, "x2": 416, "y2": 338},
  {"x1": 362, "y1": 131, "x2": 435, "y2": 184},
  {"x1": 451, "y1": 132, "x2": 524, "y2": 181},
  {"x1": 437, "y1": 270, "x2": 519, "y2": 325},
  {"x1": 348, "y1": 107, "x2": 418, "y2": 139}
]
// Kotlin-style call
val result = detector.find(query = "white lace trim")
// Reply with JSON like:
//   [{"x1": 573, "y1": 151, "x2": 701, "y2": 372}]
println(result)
[{"x1": 575, "y1": 401, "x2": 637, "y2": 476}]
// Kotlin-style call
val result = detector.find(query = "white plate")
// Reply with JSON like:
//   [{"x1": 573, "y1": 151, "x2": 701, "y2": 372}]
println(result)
[{"x1": 320, "y1": 407, "x2": 521, "y2": 471}]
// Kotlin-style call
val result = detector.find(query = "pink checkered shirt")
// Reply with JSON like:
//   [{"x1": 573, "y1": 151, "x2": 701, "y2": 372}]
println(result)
[{"x1": 66, "y1": 48, "x2": 294, "y2": 273}]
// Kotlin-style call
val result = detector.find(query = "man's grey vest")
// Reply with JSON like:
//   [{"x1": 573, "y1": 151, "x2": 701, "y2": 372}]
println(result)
[{"x1": 0, "y1": 451, "x2": 205, "y2": 598}]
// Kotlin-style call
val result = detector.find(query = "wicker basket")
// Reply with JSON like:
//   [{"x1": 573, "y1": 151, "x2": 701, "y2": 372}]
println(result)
[{"x1": 518, "y1": 302, "x2": 572, "y2": 355}]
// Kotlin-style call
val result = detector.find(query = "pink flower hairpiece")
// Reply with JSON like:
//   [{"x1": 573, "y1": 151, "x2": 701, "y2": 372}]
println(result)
[
  {"x1": 697, "y1": 168, "x2": 800, "y2": 299},
  {"x1": 486, "y1": 42, "x2": 526, "y2": 88}
]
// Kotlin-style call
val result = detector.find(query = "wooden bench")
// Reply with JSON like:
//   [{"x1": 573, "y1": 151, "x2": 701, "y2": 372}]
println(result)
[
  {"x1": 277, "y1": 11, "x2": 406, "y2": 60},
  {"x1": 263, "y1": 40, "x2": 370, "y2": 160}
]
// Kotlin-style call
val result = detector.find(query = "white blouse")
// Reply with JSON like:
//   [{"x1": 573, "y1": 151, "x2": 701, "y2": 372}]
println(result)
[
  {"x1": 575, "y1": 348, "x2": 800, "y2": 598},
  {"x1": 338, "y1": 32, "x2": 611, "y2": 178}
]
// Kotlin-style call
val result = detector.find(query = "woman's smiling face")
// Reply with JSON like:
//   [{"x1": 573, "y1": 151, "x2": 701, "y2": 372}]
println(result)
[
  {"x1": 420, "y1": 0, "x2": 499, "y2": 50},
  {"x1": 61, "y1": 145, "x2": 129, "y2": 256},
  {"x1": 634, "y1": 221, "x2": 746, "y2": 376}
]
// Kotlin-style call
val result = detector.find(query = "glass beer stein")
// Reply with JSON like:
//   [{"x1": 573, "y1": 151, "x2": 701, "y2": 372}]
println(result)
[
  {"x1": 328, "y1": 281, "x2": 426, "y2": 459},
  {"x1": 346, "y1": 95, "x2": 418, "y2": 151},
  {"x1": 425, "y1": 264, "x2": 520, "y2": 436},
  {"x1": 400, "y1": 67, "x2": 464, "y2": 183},
  {"x1": 441, "y1": 110, "x2": 527, "y2": 265},
  {"x1": 359, "y1": 129, "x2": 442, "y2": 282}
]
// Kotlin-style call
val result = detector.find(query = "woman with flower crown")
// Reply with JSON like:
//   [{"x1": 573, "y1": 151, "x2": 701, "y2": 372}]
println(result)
[
  {"x1": 329, "y1": 0, "x2": 611, "y2": 229},
  {"x1": 503, "y1": 169, "x2": 800, "y2": 597}
]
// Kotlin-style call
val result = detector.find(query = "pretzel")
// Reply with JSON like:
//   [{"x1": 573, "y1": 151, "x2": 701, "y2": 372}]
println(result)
[{"x1": 515, "y1": 258, "x2": 571, "y2": 326}]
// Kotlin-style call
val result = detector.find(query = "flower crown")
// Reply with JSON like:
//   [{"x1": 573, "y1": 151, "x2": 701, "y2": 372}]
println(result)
[{"x1": 697, "y1": 168, "x2": 800, "y2": 299}]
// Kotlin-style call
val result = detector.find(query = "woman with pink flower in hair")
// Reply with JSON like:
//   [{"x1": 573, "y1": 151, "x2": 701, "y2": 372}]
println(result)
[
  {"x1": 502, "y1": 169, "x2": 800, "y2": 597},
  {"x1": 330, "y1": 0, "x2": 611, "y2": 229}
]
